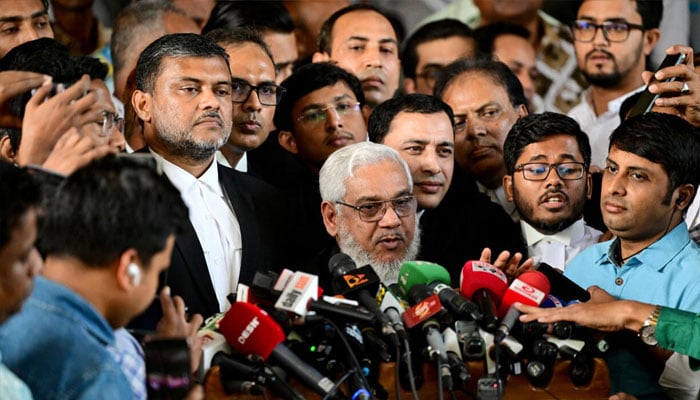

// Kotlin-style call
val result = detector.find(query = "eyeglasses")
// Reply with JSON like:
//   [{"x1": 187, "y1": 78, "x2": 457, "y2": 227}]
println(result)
[
  {"x1": 514, "y1": 162, "x2": 586, "y2": 181},
  {"x1": 296, "y1": 101, "x2": 362, "y2": 125},
  {"x1": 231, "y1": 79, "x2": 285, "y2": 106},
  {"x1": 571, "y1": 20, "x2": 644, "y2": 43},
  {"x1": 416, "y1": 66, "x2": 443, "y2": 89},
  {"x1": 335, "y1": 195, "x2": 417, "y2": 222},
  {"x1": 100, "y1": 111, "x2": 124, "y2": 137}
]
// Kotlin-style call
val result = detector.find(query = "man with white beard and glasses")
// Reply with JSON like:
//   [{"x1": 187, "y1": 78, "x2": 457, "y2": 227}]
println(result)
[{"x1": 310, "y1": 142, "x2": 419, "y2": 287}]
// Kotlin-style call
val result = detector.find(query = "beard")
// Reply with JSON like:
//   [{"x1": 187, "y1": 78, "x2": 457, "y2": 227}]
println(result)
[
  {"x1": 582, "y1": 69, "x2": 623, "y2": 88},
  {"x1": 154, "y1": 108, "x2": 231, "y2": 162},
  {"x1": 513, "y1": 187, "x2": 587, "y2": 235},
  {"x1": 337, "y1": 220, "x2": 421, "y2": 285}
]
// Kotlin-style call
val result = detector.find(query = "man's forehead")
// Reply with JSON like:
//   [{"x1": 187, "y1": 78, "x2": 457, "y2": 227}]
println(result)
[
  {"x1": 0, "y1": 0, "x2": 46, "y2": 18},
  {"x1": 158, "y1": 56, "x2": 230, "y2": 78},
  {"x1": 332, "y1": 10, "x2": 397, "y2": 41},
  {"x1": 297, "y1": 81, "x2": 357, "y2": 109}
]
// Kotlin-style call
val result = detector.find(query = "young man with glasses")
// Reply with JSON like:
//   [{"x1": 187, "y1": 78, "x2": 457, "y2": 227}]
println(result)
[
  {"x1": 503, "y1": 112, "x2": 602, "y2": 272},
  {"x1": 206, "y1": 28, "x2": 282, "y2": 172},
  {"x1": 319, "y1": 142, "x2": 419, "y2": 285},
  {"x1": 567, "y1": 0, "x2": 662, "y2": 170}
]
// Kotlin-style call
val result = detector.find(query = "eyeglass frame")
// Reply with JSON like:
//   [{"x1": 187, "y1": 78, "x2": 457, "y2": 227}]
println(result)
[
  {"x1": 335, "y1": 195, "x2": 417, "y2": 222},
  {"x1": 99, "y1": 110, "x2": 124, "y2": 138},
  {"x1": 295, "y1": 101, "x2": 362, "y2": 125},
  {"x1": 415, "y1": 65, "x2": 444, "y2": 88},
  {"x1": 231, "y1": 78, "x2": 286, "y2": 106},
  {"x1": 514, "y1": 162, "x2": 587, "y2": 181},
  {"x1": 570, "y1": 19, "x2": 645, "y2": 43}
]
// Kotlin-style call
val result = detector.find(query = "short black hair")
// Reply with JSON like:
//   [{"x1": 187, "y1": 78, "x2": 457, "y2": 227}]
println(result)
[
  {"x1": 273, "y1": 62, "x2": 364, "y2": 133},
  {"x1": 473, "y1": 21, "x2": 531, "y2": 56},
  {"x1": 39, "y1": 156, "x2": 188, "y2": 267},
  {"x1": 205, "y1": 27, "x2": 274, "y2": 65},
  {"x1": 368, "y1": 93, "x2": 455, "y2": 143},
  {"x1": 0, "y1": 162, "x2": 41, "y2": 247},
  {"x1": 202, "y1": 0, "x2": 294, "y2": 35},
  {"x1": 135, "y1": 33, "x2": 229, "y2": 93},
  {"x1": 434, "y1": 57, "x2": 528, "y2": 111},
  {"x1": 402, "y1": 19, "x2": 474, "y2": 79},
  {"x1": 317, "y1": 4, "x2": 402, "y2": 55},
  {"x1": 609, "y1": 112, "x2": 700, "y2": 205},
  {"x1": 575, "y1": 0, "x2": 663, "y2": 30},
  {"x1": 503, "y1": 112, "x2": 591, "y2": 175}
]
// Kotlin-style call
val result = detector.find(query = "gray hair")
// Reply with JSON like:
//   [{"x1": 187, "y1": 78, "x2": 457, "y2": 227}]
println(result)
[{"x1": 319, "y1": 142, "x2": 413, "y2": 203}]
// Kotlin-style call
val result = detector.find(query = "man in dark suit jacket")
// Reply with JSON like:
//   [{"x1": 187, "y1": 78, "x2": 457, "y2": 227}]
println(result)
[
  {"x1": 130, "y1": 33, "x2": 294, "y2": 326},
  {"x1": 368, "y1": 94, "x2": 526, "y2": 284}
]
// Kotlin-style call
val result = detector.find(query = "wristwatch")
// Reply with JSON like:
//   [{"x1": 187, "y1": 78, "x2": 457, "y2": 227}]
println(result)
[{"x1": 639, "y1": 305, "x2": 662, "y2": 346}]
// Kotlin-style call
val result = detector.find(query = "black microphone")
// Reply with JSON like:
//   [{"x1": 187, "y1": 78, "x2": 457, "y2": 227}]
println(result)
[
  {"x1": 429, "y1": 281, "x2": 482, "y2": 321},
  {"x1": 211, "y1": 351, "x2": 303, "y2": 400}
]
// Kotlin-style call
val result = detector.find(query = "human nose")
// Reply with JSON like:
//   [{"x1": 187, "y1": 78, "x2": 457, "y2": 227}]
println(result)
[
  {"x1": 199, "y1": 87, "x2": 220, "y2": 110},
  {"x1": 364, "y1": 45, "x2": 382, "y2": 69},
  {"x1": 20, "y1": 24, "x2": 42, "y2": 43},
  {"x1": 421, "y1": 150, "x2": 441, "y2": 175},
  {"x1": 242, "y1": 87, "x2": 263, "y2": 111},
  {"x1": 377, "y1": 202, "x2": 402, "y2": 228},
  {"x1": 544, "y1": 165, "x2": 564, "y2": 186},
  {"x1": 27, "y1": 247, "x2": 43, "y2": 278},
  {"x1": 603, "y1": 170, "x2": 625, "y2": 197},
  {"x1": 325, "y1": 105, "x2": 343, "y2": 130},
  {"x1": 467, "y1": 117, "x2": 487, "y2": 137},
  {"x1": 592, "y1": 24, "x2": 609, "y2": 45}
]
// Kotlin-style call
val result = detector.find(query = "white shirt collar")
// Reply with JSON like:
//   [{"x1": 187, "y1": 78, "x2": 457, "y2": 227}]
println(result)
[
  {"x1": 521, "y1": 218, "x2": 586, "y2": 247},
  {"x1": 149, "y1": 150, "x2": 222, "y2": 198}
]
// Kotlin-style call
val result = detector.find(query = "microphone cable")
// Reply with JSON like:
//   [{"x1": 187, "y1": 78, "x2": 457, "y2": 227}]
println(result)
[
  {"x1": 321, "y1": 316, "x2": 373, "y2": 399},
  {"x1": 402, "y1": 336, "x2": 420, "y2": 400},
  {"x1": 395, "y1": 345, "x2": 401, "y2": 400}
]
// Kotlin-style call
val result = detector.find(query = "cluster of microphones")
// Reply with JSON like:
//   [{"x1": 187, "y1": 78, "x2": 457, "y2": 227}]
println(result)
[{"x1": 197, "y1": 254, "x2": 605, "y2": 400}]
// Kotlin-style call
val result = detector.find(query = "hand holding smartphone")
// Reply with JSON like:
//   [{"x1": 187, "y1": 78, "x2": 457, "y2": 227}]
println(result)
[{"x1": 628, "y1": 52, "x2": 687, "y2": 118}]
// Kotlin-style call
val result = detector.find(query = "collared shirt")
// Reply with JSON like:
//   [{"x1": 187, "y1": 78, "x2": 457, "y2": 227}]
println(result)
[
  {"x1": 216, "y1": 150, "x2": 248, "y2": 173},
  {"x1": 418, "y1": 5, "x2": 585, "y2": 114},
  {"x1": 565, "y1": 222, "x2": 700, "y2": 312},
  {"x1": 152, "y1": 151, "x2": 243, "y2": 312},
  {"x1": 108, "y1": 329, "x2": 146, "y2": 400},
  {"x1": 477, "y1": 183, "x2": 519, "y2": 222},
  {"x1": 521, "y1": 219, "x2": 602, "y2": 271},
  {"x1": 567, "y1": 86, "x2": 644, "y2": 169},
  {"x1": 0, "y1": 277, "x2": 133, "y2": 400},
  {"x1": 0, "y1": 352, "x2": 32, "y2": 400}
]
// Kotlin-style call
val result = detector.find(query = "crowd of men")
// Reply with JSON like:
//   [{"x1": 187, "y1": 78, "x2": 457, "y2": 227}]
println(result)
[{"x1": 1, "y1": 0, "x2": 700, "y2": 399}]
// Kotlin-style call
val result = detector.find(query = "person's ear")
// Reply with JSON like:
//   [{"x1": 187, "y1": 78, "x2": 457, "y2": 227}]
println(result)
[
  {"x1": 0, "y1": 136, "x2": 16, "y2": 163},
  {"x1": 278, "y1": 130, "x2": 299, "y2": 154},
  {"x1": 503, "y1": 174, "x2": 514, "y2": 202},
  {"x1": 321, "y1": 200, "x2": 339, "y2": 237},
  {"x1": 673, "y1": 184, "x2": 694, "y2": 210},
  {"x1": 642, "y1": 28, "x2": 661, "y2": 56},
  {"x1": 132, "y1": 90, "x2": 153, "y2": 124},
  {"x1": 312, "y1": 52, "x2": 331, "y2": 63},
  {"x1": 516, "y1": 103, "x2": 528, "y2": 117},
  {"x1": 116, "y1": 249, "x2": 141, "y2": 291},
  {"x1": 403, "y1": 77, "x2": 417, "y2": 94}
]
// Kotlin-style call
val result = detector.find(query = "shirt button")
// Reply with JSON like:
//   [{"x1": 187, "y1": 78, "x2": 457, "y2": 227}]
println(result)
[{"x1": 615, "y1": 277, "x2": 624, "y2": 286}]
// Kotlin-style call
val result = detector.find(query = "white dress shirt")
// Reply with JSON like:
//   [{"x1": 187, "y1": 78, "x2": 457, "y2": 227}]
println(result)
[
  {"x1": 521, "y1": 218, "x2": 602, "y2": 271},
  {"x1": 151, "y1": 151, "x2": 242, "y2": 312},
  {"x1": 568, "y1": 86, "x2": 644, "y2": 169},
  {"x1": 215, "y1": 150, "x2": 247, "y2": 172}
]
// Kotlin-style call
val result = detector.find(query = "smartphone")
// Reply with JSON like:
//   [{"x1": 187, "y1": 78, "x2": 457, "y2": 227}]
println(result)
[
  {"x1": 144, "y1": 338, "x2": 192, "y2": 400},
  {"x1": 628, "y1": 52, "x2": 687, "y2": 118},
  {"x1": 535, "y1": 262, "x2": 590, "y2": 303}
]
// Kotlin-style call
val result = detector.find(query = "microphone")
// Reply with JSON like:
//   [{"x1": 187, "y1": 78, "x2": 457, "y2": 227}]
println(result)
[
  {"x1": 211, "y1": 351, "x2": 303, "y2": 399},
  {"x1": 459, "y1": 261, "x2": 509, "y2": 332},
  {"x1": 274, "y1": 271, "x2": 319, "y2": 316},
  {"x1": 329, "y1": 253, "x2": 399, "y2": 346},
  {"x1": 219, "y1": 302, "x2": 344, "y2": 399},
  {"x1": 494, "y1": 271, "x2": 550, "y2": 343},
  {"x1": 377, "y1": 284, "x2": 407, "y2": 341}
]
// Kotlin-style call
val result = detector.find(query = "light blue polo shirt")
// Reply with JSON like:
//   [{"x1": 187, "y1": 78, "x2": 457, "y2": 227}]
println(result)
[{"x1": 565, "y1": 222, "x2": 700, "y2": 313}]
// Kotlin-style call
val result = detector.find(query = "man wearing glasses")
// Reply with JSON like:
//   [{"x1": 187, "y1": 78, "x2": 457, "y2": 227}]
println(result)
[
  {"x1": 567, "y1": 0, "x2": 661, "y2": 171},
  {"x1": 207, "y1": 28, "x2": 281, "y2": 172},
  {"x1": 319, "y1": 142, "x2": 419, "y2": 284},
  {"x1": 502, "y1": 112, "x2": 602, "y2": 272}
]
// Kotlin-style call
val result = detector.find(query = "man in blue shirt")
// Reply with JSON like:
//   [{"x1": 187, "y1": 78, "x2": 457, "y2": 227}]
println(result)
[
  {"x1": 564, "y1": 112, "x2": 700, "y2": 398},
  {"x1": 0, "y1": 157, "x2": 189, "y2": 400}
]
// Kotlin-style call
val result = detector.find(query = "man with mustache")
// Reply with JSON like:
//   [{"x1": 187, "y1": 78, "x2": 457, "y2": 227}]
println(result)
[
  {"x1": 206, "y1": 28, "x2": 280, "y2": 172},
  {"x1": 567, "y1": 0, "x2": 662, "y2": 170},
  {"x1": 131, "y1": 33, "x2": 294, "y2": 326},
  {"x1": 272, "y1": 62, "x2": 368, "y2": 262},
  {"x1": 563, "y1": 112, "x2": 700, "y2": 398},
  {"x1": 434, "y1": 58, "x2": 528, "y2": 222},
  {"x1": 502, "y1": 112, "x2": 602, "y2": 272},
  {"x1": 369, "y1": 93, "x2": 525, "y2": 284},
  {"x1": 313, "y1": 4, "x2": 400, "y2": 110},
  {"x1": 319, "y1": 142, "x2": 419, "y2": 284}
]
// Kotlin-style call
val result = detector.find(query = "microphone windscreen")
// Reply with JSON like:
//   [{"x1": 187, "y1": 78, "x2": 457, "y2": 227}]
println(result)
[
  {"x1": 459, "y1": 261, "x2": 508, "y2": 299},
  {"x1": 398, "y1": 260, "x2": 451, "y2": 297},
  {"x1": 328, "y1": 252, "x2": 357, "y2": 277},
  {"x1": 498, "y1": 271, "x2": 550, "y2": 316},
  {"x1": 219, "y1": 302, "x2": 285, "y2": 360}
]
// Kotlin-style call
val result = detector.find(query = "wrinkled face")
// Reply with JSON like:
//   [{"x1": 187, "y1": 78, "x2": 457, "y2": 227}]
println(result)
[
  {"x1": 601, "y1": 146, "x2": 676, "y2": 242},
  {"x1": 493, "y1": 34, "x2": 537, "y2": 107},
  {"x1": 440, "y1": 71, "x2": 526, "y2": 188},
  {"x1": 407, "y1": 35, "x2": 476, "y2": 95},
  {"x1": 381, "y1": 111, "x2": 454, "y2": 209},
  {"x1": 328, "y1": 10, "x2": 400, "y2": 108},
  {"x1": 142, "y1": 56, "x2": 233, "y2": 163},
  {"x1": 0, "y1": 208, "x2": 38, "y2": 324},
  {"x1": 262, "y1": 31, "x2": 298, "y2": 84},
  {"x1": 574, "y1": 0, "x2": 648, "y2": 88},
  {"x1": 224, "y1": 43, "x2": 276, "y2": 153},
  {"x1": 288, "y1": 81, "x2": 367, "y2": 170},
  {"x1": 504, "y1": 134, "x2": 591, "y2": 234},
  {"x1": 80, "y1": 80, "x2": 125, "y2": 151},
  {"x1": 0, "y1": 0, "x2": 52, "y2": 58},
  {"x1": 323, "y1": 160, "x2": 419, "y2": 282}
]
